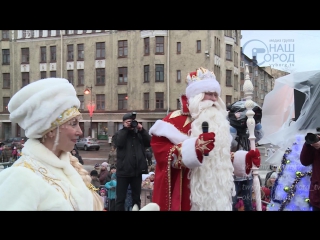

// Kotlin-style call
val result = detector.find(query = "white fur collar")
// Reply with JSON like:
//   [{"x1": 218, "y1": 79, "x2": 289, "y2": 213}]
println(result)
[{"x1": 19, "y1": 139, "x2": 93, "y2": 210}]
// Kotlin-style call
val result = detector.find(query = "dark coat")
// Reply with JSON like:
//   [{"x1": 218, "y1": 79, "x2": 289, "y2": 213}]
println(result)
[
  {"x1": 300, "y1": 143, "x2": 320, "y2": 209},
  {"x1": 114, "y1": 127, "x2": 151, "y2": 177},
  {"x1": 71, "y1": 149, "x2": 84, "y2": 165}
]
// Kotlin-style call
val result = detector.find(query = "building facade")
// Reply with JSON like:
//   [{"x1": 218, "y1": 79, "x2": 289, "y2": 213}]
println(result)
[
  {"x1": 0, "y1": 30, "x2": 243, "y2": 140},
  {"x1": 240, "y1": 52, "x2": 274, "y2": 107}
]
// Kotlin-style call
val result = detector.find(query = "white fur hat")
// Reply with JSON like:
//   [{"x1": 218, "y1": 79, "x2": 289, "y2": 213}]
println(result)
[
  {"x1": 185, "y1": 67, "x2": 221, "y2": 99},
  {"x1": 8, "y1": 78, "x2": 80, "y2": 139}
]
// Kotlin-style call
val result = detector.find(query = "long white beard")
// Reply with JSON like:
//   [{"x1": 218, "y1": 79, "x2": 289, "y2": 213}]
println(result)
[{"x1": 188, "y1": 99, "x2": 235, "y2": 211}]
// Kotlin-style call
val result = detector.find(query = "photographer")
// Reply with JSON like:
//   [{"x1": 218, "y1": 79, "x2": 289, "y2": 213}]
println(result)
[
  {"x1": 300, "y1": 131, "x2": 320, "y2": 211},
  {"x1": 113, "y1": 112, "x2": 151, "y2": 211}
]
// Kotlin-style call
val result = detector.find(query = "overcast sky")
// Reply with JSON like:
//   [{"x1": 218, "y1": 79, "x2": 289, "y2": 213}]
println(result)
[{"x1": 241, "y1": 30, "x2": 320, "y2": 73}]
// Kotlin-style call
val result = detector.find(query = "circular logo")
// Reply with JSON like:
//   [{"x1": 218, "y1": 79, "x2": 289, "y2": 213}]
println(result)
[{"x1": 242, "y1": 39, "x2": 269, "y2": 66}]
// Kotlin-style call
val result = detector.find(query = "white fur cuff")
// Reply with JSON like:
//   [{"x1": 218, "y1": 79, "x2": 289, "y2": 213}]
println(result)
[{"x1": 181, "y1": 137, "x2": 202, "y2": 169}]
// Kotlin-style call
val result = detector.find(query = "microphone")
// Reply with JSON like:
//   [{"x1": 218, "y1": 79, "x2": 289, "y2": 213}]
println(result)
[{"x1": 202, "y1": 121, "x2": 209, "y2": 156}]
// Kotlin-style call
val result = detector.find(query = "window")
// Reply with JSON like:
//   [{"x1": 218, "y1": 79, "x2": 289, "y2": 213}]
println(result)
[
  {"x1": 3, "y1": 97, "x2": 10, "y2": 112},
  {"x1": 96, "y1": 94, "x2": 105, "y2": 110},
  {"x1": 78, "y1": 95, "x2": 84, "y2": 110},
  {"x1": 2, "y1": 49, "x2": 10, "y2": 65},
  {"x1": 50, "y1": 46, "x2": 56, "y2": 62},
  {"x1": 67, "y1": 70, "x2": 74, "y2": 84},
  {"x1": 155, "y1": 36, "x2": 164, "y2": 54},
  {"x1": 40, "y1": 46, "x2": 46, "y2": 63},
  {"x1": 177, "y1": 98, "x2": 180, "y2": 110},
  {"x1": 118, "y1": 94, "x2": 127, "y2": 110},
  {"x1": 226, "y1": 70, "x2": 232, "y2": 86},
  {"x1": 96, "y1": 68, "x2": 105, "y2": 85},
  {"x1": 144, "y1": 65, "x2": 149, "y2": 82},
  {"x1": 226, "y1": 44, "x2": 232, "y2": 61},
  {"x1": 196, "y1": 40, "x2": 201, "y2": 53},
  {"x1": 226, "y1": 95, "x2": 232, "y2": 106},
  {"x1": 240, "y1": 61, "x2": 245, "y2": 68},
  {"x1": 177, "y1": 42, "x2": 181, "y2": 54},
  {"x1": 155, "y1": 92, "x2": 164, "y2": 109},
  {"x1": 40, "y1": 71, "x2": 46, "y2": 79},
  {"x1": 22, "y1": 72, "x2": 29, "y2": 87},
  {"x1": 155, "y1": 64, "x2": 164, "y2": 82},
  {"x1": 214, "y1": 37, "x2": 220, "y2": 57},
  {"x1": 2, "y1": 30, "x2": 9, "y2": 40},
  {"x1": 77, "y1": 44, "x2": 84, "y2": 60},
  {"x1": 96, "y1": 42, "x2": 105, "y2": 59},
  {"x1": 118, "y1": 40, "x2": 128, "y2": 57},
  {"x1": 144, "y1": 37, "x2": 149, "y2": 55},
  {"x1": 144, "y1": 93, "x2": 149, "y2": 110},
  {"x1": 50, "y1": 71, "x2": 56, "y2": 78},
  {"x1": 249, "y1": 66, "x2": 252, "y2": 73},
  {"x1": 56, "y1": 30, "x2": 60, "y2": 36},
  {"x1": 67, "y1": 44, "x2": 74, "y2": 61},
  {"x1": 214, "y1": 65, "x2": 221, "y2": 83},
  {"x1": 177, "y1": 70, "x2": 181, "y2": 82},
  {"x1": 234, "y1": 74, "x2": 238, "y2": 91},
  {"x1": 21, "y1": 48, "x2": 29, "y2": 63},
  {"x1": 39, "y1": 30, "x2": 43, "y2": 37},
  {"x1": 118, "y1": 67, "x2": 127, "y2": 84},
  {"x1": 78, "y1": 69, "x2": 84, "y2": 85},
  {"x1": 48, "y1": 30, "x2": 51, "y2": 37},
  {"x1": 240, "y1": 72, "x2": 244, "y2": 80},
  {"x1": 3, "y1": 73, "x2": 10, "y2": 88}
]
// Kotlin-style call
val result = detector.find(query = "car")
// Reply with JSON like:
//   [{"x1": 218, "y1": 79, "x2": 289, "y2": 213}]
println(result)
[
  {"x1": 75, "y1": 137, "x2": 100, "y2": 151},
  {"x1": 3, "y1": 137, "x2": 28, "y2": 148}
]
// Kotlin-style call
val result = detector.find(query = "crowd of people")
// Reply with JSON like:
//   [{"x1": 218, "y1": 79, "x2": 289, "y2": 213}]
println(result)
[{"x1": 1, "y1": 65, "x2": 319, "y2": 212}]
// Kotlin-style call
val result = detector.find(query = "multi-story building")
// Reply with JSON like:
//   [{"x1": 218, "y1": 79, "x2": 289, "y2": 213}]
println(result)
[
  {"x1": 240, "y1": 51, "x2": 274, "y2": 107},
  {"x1": 0, "y1": 30, "x2": 242, "y2": 140}
]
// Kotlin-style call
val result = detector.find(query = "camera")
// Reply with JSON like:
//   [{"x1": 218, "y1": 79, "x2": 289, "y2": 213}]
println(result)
[
  {"x1": 305, "y1": 127, "x2": 320, "y2": 144},
  {"x1": 130, "y1": 112, "x2": 138, "y2": 128}
]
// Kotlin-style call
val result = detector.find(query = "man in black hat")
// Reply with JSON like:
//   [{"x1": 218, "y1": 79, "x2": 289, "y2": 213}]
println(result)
[{"x1": 113, "y1": 112, "x2": 151, "y2": 210}]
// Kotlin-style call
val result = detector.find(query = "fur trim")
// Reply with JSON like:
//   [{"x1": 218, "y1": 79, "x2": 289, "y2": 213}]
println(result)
[
  {"x1": 8, "y1": 78, "x2": 80, "y2": 139},
  {"x1": 186, "y1": 78, "x2": 221, "y2": 99},
  {"x1": 233, "y1": 150, "x2": 249, "y2": 177},
  {"x1": 149, "y1": 120, "x2": 189, "y2": 145},
  {"x1": 181, "y1": 137, "x2": 202, "y2": 169}
]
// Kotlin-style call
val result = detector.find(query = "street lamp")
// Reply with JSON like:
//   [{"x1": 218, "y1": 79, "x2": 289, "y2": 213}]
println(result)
[{"x1": 84, "y1": 85, "x2": 95, "y2": 137}]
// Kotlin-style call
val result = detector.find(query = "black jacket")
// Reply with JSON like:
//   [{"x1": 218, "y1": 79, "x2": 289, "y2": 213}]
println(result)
[
  {"x1": 71, "y1": 149, "x2": 84, "y2": 165},
  {"x1": 114, "y1": 127, "x2": 151, "y2": 177}
]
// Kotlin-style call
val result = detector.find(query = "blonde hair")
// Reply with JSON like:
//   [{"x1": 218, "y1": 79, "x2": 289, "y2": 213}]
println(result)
[{"x1": 69, "y1": 154, "x2": 104, "y2": 211}]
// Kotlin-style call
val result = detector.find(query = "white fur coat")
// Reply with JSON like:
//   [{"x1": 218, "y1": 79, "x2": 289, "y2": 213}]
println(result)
[{"x1": 0, "y1": 139, "x2": 93, "y2": 210}]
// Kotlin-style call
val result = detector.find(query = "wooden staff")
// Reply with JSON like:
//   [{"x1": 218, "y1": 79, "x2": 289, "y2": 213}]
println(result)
[{"x1": 243, "y1": 64, "x2": 262, "y2": 211}]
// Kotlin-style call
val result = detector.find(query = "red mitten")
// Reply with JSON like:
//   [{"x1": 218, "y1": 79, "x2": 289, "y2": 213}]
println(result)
[
  {"x1": 195, "y1": 132, "x2": 215, "y2": 163},
  {"x1": 245, "y1": 149, "x2": 261, "y2": 174}
]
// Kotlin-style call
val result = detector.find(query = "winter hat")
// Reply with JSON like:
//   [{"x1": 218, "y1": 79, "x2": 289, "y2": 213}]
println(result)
[
  {"x1": 90, "y1": 170, "x2": 98, "y2": 177},
  {"x1": 185, "y1": 67, "x2": 221, "y2": 99},
  {"x1": 101, "y1": 162, "x2": 109, "y2": 168},
  {"x1": 8, "y1": 78, "x2": 80, "y2": 139},
  {"x1": 270, "y1": 172, "x2": 278, "y2": 179},
  {"x1": 122, "y1": 112, "x2": 134, "y2": 121},
  {"x1": 94, "y1": 163, "x2": 100, "y2": 168}
]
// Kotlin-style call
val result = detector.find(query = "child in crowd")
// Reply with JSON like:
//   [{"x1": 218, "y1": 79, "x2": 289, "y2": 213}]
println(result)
[
  {"x1": 105, "y1": 173, "x2": 117, "y2": 211},
  {"x1": 90, "y1": 170, "x2": 101, "y2": 191}
]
